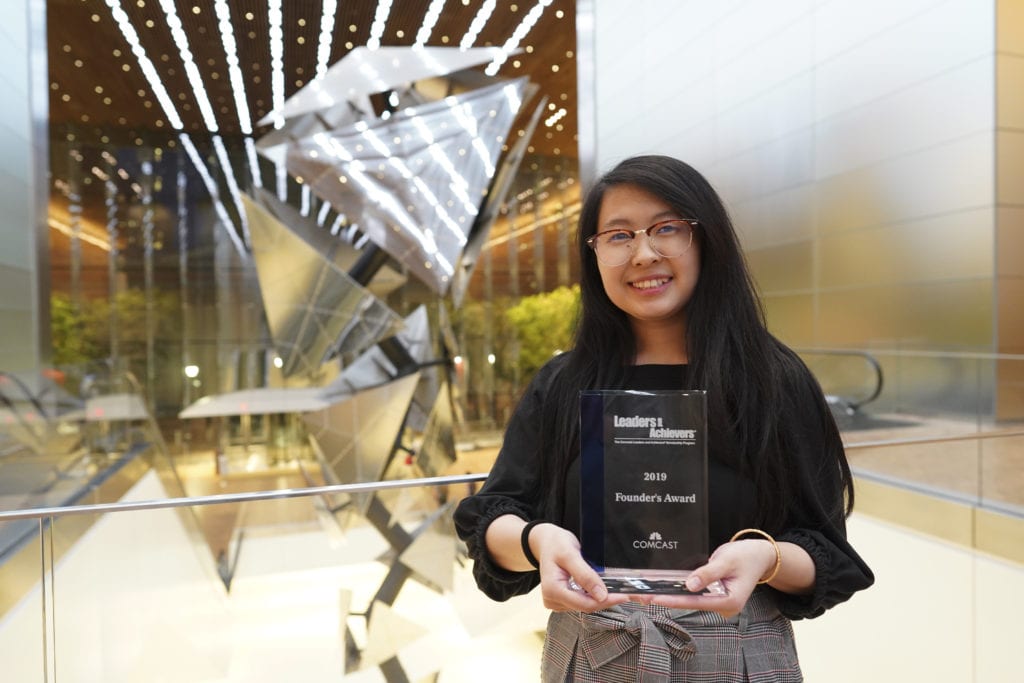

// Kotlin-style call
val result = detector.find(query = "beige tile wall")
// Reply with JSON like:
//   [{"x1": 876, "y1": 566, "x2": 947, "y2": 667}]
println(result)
[
  {"x1": 0, "y1": 0, "x2": 48, "y2": 375},
  {"x1": 997, "y1": 2, "x2": 1024, "y2": 417},
  {"x1": 590, "y1": 0, "x2": 1008, "y2": 415}
]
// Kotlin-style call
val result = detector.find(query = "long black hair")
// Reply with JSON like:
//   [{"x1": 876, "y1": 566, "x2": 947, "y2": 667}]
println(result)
[{"x1": 539, "y1": 155, "x2": 854, "y2": 532}]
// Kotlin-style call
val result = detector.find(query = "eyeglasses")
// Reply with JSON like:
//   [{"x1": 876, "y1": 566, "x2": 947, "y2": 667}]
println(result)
[{"x1": 585, "y1": 219, "x2": 697, "y2": 266}]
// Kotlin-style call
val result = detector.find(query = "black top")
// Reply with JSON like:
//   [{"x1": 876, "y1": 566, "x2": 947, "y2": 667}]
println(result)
[{"x1": 453, "y1": 352, "x2": 874, "y2": 620}]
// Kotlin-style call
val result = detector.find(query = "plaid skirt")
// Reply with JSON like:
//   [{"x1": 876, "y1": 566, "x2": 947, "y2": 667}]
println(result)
[{"x1": 541, "y1": 591, "x2": 801, "y2": 682}]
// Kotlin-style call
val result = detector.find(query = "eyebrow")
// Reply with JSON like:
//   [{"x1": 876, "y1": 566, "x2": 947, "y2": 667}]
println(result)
[{"x1": 599, "y1": 211, "x2": 680, "y2": 230}]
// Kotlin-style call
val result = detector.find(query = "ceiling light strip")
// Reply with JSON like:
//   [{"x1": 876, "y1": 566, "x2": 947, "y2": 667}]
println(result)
[
  {"x1": 268, "y1": 0, "x2": 285, "y2": 128},
  {"x1": 276, "y1": 162, "x2": 288, "y2": 202},
  {"x1": 485, "y1": 0, "x2": 554, "y2": 76},
  {"x1": 213, "y1": 134, "x2": 251, "y2": 247},
  {"x1": 329, "y1": 214, "x2": 344, "y2": 235},
  {"x1": 102, "y1": 0, "x2": 183, "y2": 129},
  {"x1": 414, "y1": 0, "x2": 447, "y2": 48},
  {"x1": 214, "y1": 0, "x2": 252, "y2": 134},
  {"x1": 157, "y1": 0, "x2": 219, "y2": 131},
  {"x1": 459, "y1": 0, "x2": 496, "y2": 49},
  {"x1": 316, "y1": 0, "x2": 339, "y2": 80},
  {"x1": 179, "y1": 133, "x2": 247, "y2": 257},
  {"x1": 244, "y1": 137, "x2": 263, "y2": 188},
  {"x1": 545, "y1": 107, "x2": 567, "y2": 127},
  {"x1": 366, "y1": 0, "x2": 394, "y2": 50}
]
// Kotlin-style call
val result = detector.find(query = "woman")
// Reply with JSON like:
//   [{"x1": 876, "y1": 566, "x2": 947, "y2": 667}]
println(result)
[{"x1": 453, "y1": 155, "x2": 873, "y2": 681}]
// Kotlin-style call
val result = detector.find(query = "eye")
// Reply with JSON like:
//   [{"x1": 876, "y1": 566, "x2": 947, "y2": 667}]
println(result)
[
  {"x1": 653, "y1": 221, "x2": 683, "y2": 237},
  {"x1": 603, "y1": 230, "x2": 633, "y2": 244}
]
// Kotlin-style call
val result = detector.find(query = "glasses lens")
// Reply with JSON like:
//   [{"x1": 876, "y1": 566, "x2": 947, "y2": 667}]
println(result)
[
  {"x1": 593, "y1": 230, "x2": 634, "y2": 266},
  {"x1": 649, "y1": 220, "x2": 692, "y2": 258},
  {"x1": 590, "y1": 221, "x2": 694, "y2": 266}
]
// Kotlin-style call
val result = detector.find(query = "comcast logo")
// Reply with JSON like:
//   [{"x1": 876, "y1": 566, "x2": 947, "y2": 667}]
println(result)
[{"x1": 634, "y1": 531, "x2": 677, "y2": 550}]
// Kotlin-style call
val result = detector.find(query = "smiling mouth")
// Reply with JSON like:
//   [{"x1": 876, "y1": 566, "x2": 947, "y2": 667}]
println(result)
[{"x1": 630, "y1": 277, "x2": 671, "y2": 290}]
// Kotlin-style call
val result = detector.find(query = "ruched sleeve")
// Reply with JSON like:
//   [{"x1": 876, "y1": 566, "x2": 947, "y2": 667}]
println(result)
[
  {"x1": 452, "y1": 354, "x2": 569, "y2": 602},
  {"x1": 769, "y1": 360, "x2": 874, "y2": 619}
]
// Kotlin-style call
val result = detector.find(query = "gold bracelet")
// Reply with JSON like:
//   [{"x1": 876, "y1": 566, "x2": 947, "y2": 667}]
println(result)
[{"x1": 730, "y1": 528, "x2": 782, "y2": 584}]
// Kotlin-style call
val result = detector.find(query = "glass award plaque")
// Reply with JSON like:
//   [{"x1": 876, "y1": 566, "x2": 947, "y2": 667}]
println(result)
[{"x1": 579, "y1": 390, "x2": 725, "y2": 595}]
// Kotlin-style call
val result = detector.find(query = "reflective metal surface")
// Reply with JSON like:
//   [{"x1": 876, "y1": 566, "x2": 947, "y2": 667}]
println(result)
[
  {"x1": 288, "y1": 77, "x2": 529, "y2": 294},
  {"x1": 302, "y1": 373, "x2": 422, "y2": 514},
  {"x1": 321, "y1": 306, "x2": 433, "y2": 401},
  {"x1": 260, "y1": 45, "x2": 510, "y2": 125},
  {"x1": 414, "y1": 381, "x2": 456, "y2": 478},
  {"x1": 249, "y1": 187, "x2": 407, "y2": 299},
  {"x1": 243, "y1": 194, "x2": 403, "y2": 377},
  {"x1": 450, "y1": 91, "x2": 546, "y2": 306}
]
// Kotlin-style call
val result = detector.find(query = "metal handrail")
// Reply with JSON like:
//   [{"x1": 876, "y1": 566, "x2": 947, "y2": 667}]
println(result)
[
  {"x1": 0, "y1": 370, "x2": 49, "y2": 418},
  {"x1": 0, "y1": 473, "x2": 489, "y2": 522},
  {"x1": 794, "y1": 348, "x2": 884, "y2": 411},
  {"x1": 0, "y1": 372, "x2": 49, "y2": 451},
  {"x1": 844, "y1": 426, "x2": 1024, "y2": 450},
  {"x1": 3, "y1": 425, "x2": 1022, "y2": 521},
  {"x1": 803, "y1": 348, "x2": 1024, "y2": 361}
]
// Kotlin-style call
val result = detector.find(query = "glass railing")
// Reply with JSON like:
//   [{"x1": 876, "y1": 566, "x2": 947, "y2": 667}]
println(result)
[
  {"x1": 0, "y1": 474, "x2": 509, "y2": 682},
  {"x1": 802, "y1": 349, "x2": 1024, "y2": 515},
  {"x1": 1, "y1": 350, "x2": 1020, "y2": 679},
  {"x1": 0, "y1": 466, "x2": 1020, "y2": 682}
]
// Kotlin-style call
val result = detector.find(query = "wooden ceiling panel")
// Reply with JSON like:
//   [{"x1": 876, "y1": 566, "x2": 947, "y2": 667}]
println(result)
[{"x1": 47, "y1": 0, "x2": 578, "y2": 156}]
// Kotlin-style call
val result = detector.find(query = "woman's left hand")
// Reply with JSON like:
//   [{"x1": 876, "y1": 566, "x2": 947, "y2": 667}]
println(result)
[{"x1": 642, "y1": 538, "x2": 778, "y2": 617}]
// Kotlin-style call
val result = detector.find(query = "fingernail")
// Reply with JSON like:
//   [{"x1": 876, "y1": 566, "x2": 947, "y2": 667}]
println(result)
[{"x1": 686, "y1": 576, "x2": 703, "y2": 592}]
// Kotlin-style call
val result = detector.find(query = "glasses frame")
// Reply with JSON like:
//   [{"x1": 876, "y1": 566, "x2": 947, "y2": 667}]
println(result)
[{"x1": 585, "y1": 218, "x2": 698, "y2": 266}]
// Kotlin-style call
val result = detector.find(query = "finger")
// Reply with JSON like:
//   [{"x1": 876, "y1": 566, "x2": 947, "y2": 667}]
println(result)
[
  {"x1": 548, "y1": 557, "x2": 609, "y2": 602},
  {"x1": 684, "y1": 568, "x2": 714, "y2": 593}
]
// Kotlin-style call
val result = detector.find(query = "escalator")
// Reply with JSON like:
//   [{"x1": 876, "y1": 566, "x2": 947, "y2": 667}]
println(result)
[
  {"x1": 796, "y1": 349, "x2": 916, "y2": 432},
  {"x1": 0, "y1": 365, "x2": 223, "y2": 619}
]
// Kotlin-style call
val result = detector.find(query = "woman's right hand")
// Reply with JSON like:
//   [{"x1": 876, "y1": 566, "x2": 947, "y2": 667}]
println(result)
[{"x1": 528, "y1": 522, "x2": 629, "y2": 612}]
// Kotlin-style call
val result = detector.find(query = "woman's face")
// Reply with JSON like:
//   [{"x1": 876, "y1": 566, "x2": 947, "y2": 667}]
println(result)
[{"x1": 593, "y1": 183, "x2": 701, "y2": 330}]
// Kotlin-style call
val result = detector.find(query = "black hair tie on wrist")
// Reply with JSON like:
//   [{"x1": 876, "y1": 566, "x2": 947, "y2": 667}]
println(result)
[{"x1": 520, "y1": 520, "x2": 546, "y2": 569}]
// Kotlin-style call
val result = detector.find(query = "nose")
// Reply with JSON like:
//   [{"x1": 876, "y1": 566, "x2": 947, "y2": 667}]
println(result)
[{"x1": 630, "y1": 227, "x2": 660, "y2": 264}]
